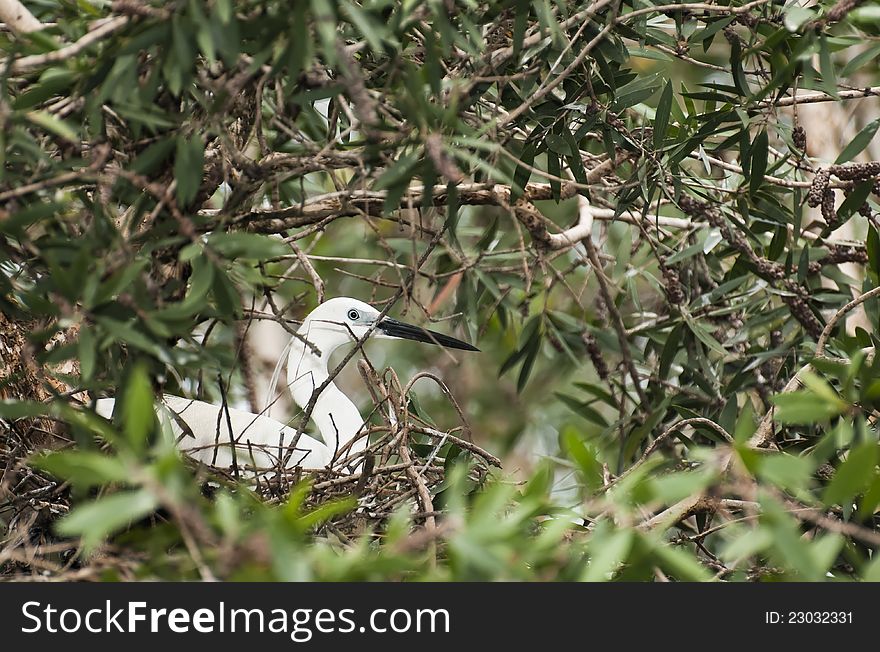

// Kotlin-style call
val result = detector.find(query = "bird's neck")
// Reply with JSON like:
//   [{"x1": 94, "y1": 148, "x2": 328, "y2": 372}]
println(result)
[{"x1": 286, "y1": 335, "x2": 366, "y2": 460}]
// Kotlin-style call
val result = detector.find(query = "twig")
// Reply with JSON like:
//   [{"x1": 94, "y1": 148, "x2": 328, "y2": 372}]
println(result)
[
  {"x1": 815, "y1": 285, "x2": 880, "y2": 358},
  {"x1": 584, "y1": 234, "x2": 649, "y2": 408},
  {"x1": 7, "y1": 16, "x2": 131, "y2": 74}
]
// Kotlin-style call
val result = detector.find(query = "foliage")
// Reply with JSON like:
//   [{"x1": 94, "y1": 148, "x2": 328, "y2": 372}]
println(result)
[{"x1": 2, "y1": 0, "x2": 880, "y2": 581}]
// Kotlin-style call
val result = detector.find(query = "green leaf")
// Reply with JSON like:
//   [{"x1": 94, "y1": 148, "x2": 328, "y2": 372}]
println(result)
[
  {"x1": 12, "y1": 70, "x2": 76, "y2": 110},
  {"x1": 823, "y1": 441, "x2": 879, "y2": 506},
  {"x1": 174, "y1": 134, "x2": 205, "y2": 206},
  {"x1": 651, "y1": 543, "x2": 713, "y2": 581},
  {"x1": 342, "y1": 1, "x2": 384, "y2": 53},
  {"x1": 517, "y1": 327, "x2": 542, "y2": 393},
  {"x1": 729, "y1": 39, "x2": 748, "y2": 96},
  {"x1": 556, "y1": 394, "x2": 610, "y2": 427},
  {"x1": 841, "y1": 43, "x2": 880, "y2": 77},
  {"x1": 864, "y1": 553, "x2": 880, "y2": 581},
  {"x1": 818, "y1": 36, "x2": 838, "y2": 99},
  {"x1": 857, "y1": 474, "x2": 880, "y2": 521},
  {"x1": 206, "y1": 232, "x2": 288, "y2": 260},
  {"x1": 783, "y1": 5, "x2": 814, "y2": 31},
  {"x1": 758, "y1": 453, "x2": 815, "y2": 490},
  {"x1": 835, "y1": 119, "x2": 880, "y2": 164},
  {"x1": 652, "y1": 469, "x2": 717, "y2": 504},
  {"x1": 25, "y1": 111, "x2": 78, "y2": 142},
  {"x1": 32, "y1": 451, "x2": 130, "y2": 488},
  {"x1": 0, "y1": 400, "x2": 51, "y2": 419},
  {"x1": 762, "y1": 497, "x2": 822, "y2": 580},
  {"x1": 749, "y1": 130, "x2": 768, "y2": 197},
  {"x1": 122, "y1": 364, "x2": 155, "y2": 452},
  {"x1": 683, "y1": 313, "x2": 726, "y2": 356},
  {"x1": 835, "y1": 180, "x2": 873, "y2": 222},
  {"x1": 216, "y1": 0, "x2": 232, "y2": 22},
  {"x1": 78, "y1": 327, "x2": 96, "y2": 381},
  {"x1": 771, "y1": 391, "x2": 847, "y2": 424},
  {"x1": 56, "y1": 489, "x2": 159, "y2": 551},
  {"x1": 610, "y1": 74, "x2": 662, "y2": 111},
  {"x1": 130, "y1": 138, "x2": 176, "y2": 175},
  {"x1": 310, "y1": 0, "x2": 338, "y2": 65},
  {"x1": 561, "y1": 429, "x2": 603, "y2": 490},
  {"x1": 582, "y1": 528, "x2": 633, "y2": 581},
  {"x1": 867, "y1": 225, "x2": 880, "y2": 278},
  {"x1": 653, "y1": 81, "x2": 673, "y2": 149}
]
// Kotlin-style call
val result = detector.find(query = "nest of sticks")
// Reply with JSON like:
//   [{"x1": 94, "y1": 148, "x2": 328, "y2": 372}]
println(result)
[
  {"x1": 1, "y1": 360, "x2": 499, "y2": 577},
  {"x1": 226, "y1": 360, "x2": 500, "y2": 538}
]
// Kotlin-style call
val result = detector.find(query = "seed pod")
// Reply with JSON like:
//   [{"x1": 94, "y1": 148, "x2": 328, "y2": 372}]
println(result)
[
  {"x1": 807, "y1": 168, "x2": 830, "y2": 207},
  {"x1": 581, "y1": 332, "x2": 609, "y2": 381},
  {"x1": 821, "y1": 188, "x2": 838, "y2": 228},
  {"x1": 545, "y1": 330, "x2": 564, "y2": 354},
  {"x1": 662, "y1": 266, "x2": 685, "y2": 305},
  {"x1": 782, "y1": 295, "x2": 823, "y2": 339},
  {"x1": 792, "y1": 126, "x2": 807, "y2": 151},
  {"x1": 831, "y1": 161, "x2": 880, "y2": 181},
  {"x1": 755, "y1": 258, "x2": 785, "y2": 280}
]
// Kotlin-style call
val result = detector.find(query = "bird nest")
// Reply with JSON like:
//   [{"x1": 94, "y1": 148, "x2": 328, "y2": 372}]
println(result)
[
  {"x1": 203, "y1": 361, "x2": 500, "y2": 538},
  {"x1": 0, "y1": 361, "x2": 499, "y2": 578}
]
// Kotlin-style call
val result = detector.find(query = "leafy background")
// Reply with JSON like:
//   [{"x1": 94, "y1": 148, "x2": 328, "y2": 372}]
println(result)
[{"x1": 2, "y1": 0, "x2": 880, "y2": 581}]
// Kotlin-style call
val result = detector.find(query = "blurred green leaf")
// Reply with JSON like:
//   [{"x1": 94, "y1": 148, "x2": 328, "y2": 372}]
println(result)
[
  {"x1": 835, "y1": 119, "x2": 880, "y2": 164},
  {"x1": 823, "y1": 441, "x2": 878, "y2": 506},
  {"x1": 174, "y1": 135, "x2": 205, "y2": 206},
  {"x1": 56, "y1": 489, "x2": 159, "y2": 551}
]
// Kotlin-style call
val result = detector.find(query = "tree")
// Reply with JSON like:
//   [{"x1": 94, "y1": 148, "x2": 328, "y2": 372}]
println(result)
[{"x1": 2, "y1": 0, "x2": 880, "y2": 581}]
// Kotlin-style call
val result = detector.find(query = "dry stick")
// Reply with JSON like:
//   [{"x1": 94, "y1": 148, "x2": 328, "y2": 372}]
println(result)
[
  {"x1": 784, "y1": 499, "x2": 880, "y2": 547},
  {"x1": 696, "y1": 153, "x2": 813, "y2": 189},
  {"x1": 604, "y1": 418, "x2": 733, "y2": 493},
  {"x1": 219, "y1": 182, "x2": 577, "y2": 230},
  {"x1": 403, "y1": 372, "x2": 472, "y2": 441},
  {"x1": 500, "y1": 20, "x2": 617, "y2": 128},
  {"x1": 0, "y1": 144, "x2": 111, "y2": 203},
  {"x1": 288, "y1": 240, "x2": 325, "y2": 304},
  {"x1": 584, "y1": 235, "x2": 649, "y2": 408},
  {"x1": 6, "y1": 15, "x2": 131, "y2": 73},
  {"x1": 410, "y1": 428, "x2": 501, "y2": 468},
  {"x1": 399, "y1": 431, "x2": 437, "y2": 567},
  {"x1": 620, "y1": 0, "x2": 772, "y2": 21},
  {"x1": 637, "y1": 449, "x2": 734, "y2": 531},
  {"x1": 246, "y1": 145, "x2": 625, "y2": 230},
  {"x1": 815, "y1": 284, "x2": 880, "y2": 358},
  {"x1": 764, "y1": 87, "x2": 880, "y2": 108}
]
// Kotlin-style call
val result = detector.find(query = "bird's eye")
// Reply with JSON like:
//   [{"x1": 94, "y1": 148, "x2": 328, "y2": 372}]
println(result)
[{"x1": 347, "y1": 309, "x2": 360, "y2": 321}]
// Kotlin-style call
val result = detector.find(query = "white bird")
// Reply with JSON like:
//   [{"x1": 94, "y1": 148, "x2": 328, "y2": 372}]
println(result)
[{"x1": 95, "y1": 297, "x2": 478, "y2": 475}]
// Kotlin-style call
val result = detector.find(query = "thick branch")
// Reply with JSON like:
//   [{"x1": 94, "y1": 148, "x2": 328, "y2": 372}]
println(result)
[{"x1": 0, "y1": 0, "x2": 42, "y2": 35}]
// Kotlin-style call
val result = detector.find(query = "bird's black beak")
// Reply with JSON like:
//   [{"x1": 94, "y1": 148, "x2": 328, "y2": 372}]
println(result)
[{"x1": 378, "y1": 318, "x2": 479, "y2": 351}]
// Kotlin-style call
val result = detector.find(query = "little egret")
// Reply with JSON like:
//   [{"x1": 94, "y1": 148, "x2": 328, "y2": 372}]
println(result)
[{"x1": 96, "y1": 297, "x2": 478, "y2": 474}]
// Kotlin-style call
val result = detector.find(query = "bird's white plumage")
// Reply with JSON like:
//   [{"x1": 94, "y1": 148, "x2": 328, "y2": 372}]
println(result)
[{"x1": 94, "y1": 297, "x2": 476, "y2": 477}]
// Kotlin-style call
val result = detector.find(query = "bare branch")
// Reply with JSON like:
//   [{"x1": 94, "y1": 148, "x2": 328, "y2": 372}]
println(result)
[{"x1": 0, "y1": 0, "x2": 43, "y2": 35}]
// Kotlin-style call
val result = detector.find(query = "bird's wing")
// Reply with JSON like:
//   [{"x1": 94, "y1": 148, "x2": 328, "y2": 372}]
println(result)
[
  {"x1": 94, "y1": 395, "x2": 333, "y2": 471},
  {"x1": 160, "y1": 394, "x2": 333, "y2": 471}
]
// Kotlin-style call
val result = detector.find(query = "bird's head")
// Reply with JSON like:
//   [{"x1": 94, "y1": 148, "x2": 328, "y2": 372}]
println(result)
[{"x1": 297, "y1": 296, "x2": 479, "y2": 357}]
